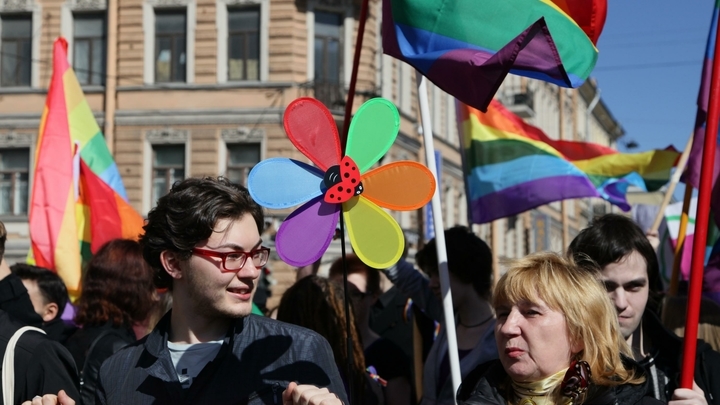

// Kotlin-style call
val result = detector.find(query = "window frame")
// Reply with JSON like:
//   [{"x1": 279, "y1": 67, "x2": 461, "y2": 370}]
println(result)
[
  {"x1": 226, "y1": 5, "x2": 260, "y2": 82},
  {"x1": 151, "y1": 143, "x2": 186, "y2": 203},
  {"x1": 0, "y1": 14, "x2": 32, "y2": 88},
  {"x1": 72, "y1": 12, "x2": 107, "y2": 86},
  {"x1": 225, "y1": 142, "x2": 261, "y2": 187},
  {"x1": 154, "y1": 9, "x2": 187, "y2": 83},
  {"x1": 0, "y1": 147, "x2": 30, "y2": 217}
]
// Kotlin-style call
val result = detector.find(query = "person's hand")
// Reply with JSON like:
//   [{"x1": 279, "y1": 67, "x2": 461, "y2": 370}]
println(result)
[
  {"x1": 669, "y1": 381, "x2": 707, "y2": 405},
  {"x1": 22, "y1": 390, "x2": 76, "y2": 405},
  {"x1": 282, "y1": 382, "x2": 343, "y2": 405}
]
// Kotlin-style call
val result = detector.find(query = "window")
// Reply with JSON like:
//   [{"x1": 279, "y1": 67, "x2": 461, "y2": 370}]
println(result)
[
  {"x1": 152, "y1": 145, "x2": 185, "y2": 202},
  {"x1": 73, "y1": 13, "x2": 106, "y2": 85},
  {"x1": 0, "y1": 148, "x2": 29, "y2": 215},
  {"x1": 313, "y1": 11, "x2": 342, "y2": 84},
  {"x1": 228, "y1": 7, "x2": 259, "y2": 81},
  {"x1": 1, "y1": 15, "x2": 32, "y2": 87},
  {"x1": 226, "y1": 143, "x2": 260, "y2": 187},
  {"x1": 155, "y1": 10, "x2": 186, "y2": 83}
]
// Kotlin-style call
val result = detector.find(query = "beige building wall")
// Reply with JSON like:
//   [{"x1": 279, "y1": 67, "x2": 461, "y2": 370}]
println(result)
[{"x1": 0, "y1": 0, "x2": 624, "y2": 297}]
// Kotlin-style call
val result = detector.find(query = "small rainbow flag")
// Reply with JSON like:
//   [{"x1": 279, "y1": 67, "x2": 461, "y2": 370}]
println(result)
[
  {"x1": 382, "y1": 0, "x2": 599, "y2": 112},
  {"x1": 461, "y1": 100, "x2": 680, "y2": 224},
  {"x1": 29, "y1": 38, "x2": 144, "y2": 296}
]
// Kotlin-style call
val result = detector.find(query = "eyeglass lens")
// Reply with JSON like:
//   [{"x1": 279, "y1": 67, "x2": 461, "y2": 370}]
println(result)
[{"x1": 225, "y1": 249, "x2": 269, "y2": 270}]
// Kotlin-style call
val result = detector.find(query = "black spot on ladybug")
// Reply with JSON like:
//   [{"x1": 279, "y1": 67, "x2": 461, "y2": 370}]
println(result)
[
  {"x1": 345, "y1": 162, "x2": 350, "y2": 166},
  {"x1": 344, "y1": 173, "x2": 349, "y2": 178},
  {"x1": 338, "y1": 186, "x2": 344, "y2": 192},
  {"x1": 351, "y1": 179, "x2": 356, "y2": 183},
  {"x1": 346, "y1": 189, "x2": 351, "y2": 193},
  {"x1": 352, "y1": 167, "x2": 356, "y2": 170},
  {"x1": 329, "y1": 194, "x2": 334, "y2": 198}
]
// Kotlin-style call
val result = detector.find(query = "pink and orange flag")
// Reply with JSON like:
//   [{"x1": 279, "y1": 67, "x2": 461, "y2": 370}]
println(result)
[{"x1": 29, "y1": 38, "x2": 144, "y2": 296}]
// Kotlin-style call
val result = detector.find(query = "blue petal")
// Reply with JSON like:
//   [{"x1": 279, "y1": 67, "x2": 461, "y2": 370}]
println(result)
[{"x1": 248, "y1": 158, "x2": 324, "y2": 209}]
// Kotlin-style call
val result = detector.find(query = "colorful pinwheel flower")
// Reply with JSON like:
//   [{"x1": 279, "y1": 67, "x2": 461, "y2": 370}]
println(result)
[{"x1": 248, "y1": 97, "x2": 436, "y2": 268}]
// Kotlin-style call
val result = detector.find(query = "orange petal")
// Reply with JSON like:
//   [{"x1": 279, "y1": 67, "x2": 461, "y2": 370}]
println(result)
[{"x1": 361, "y1": 161, "x2": 436, "y2": 210}]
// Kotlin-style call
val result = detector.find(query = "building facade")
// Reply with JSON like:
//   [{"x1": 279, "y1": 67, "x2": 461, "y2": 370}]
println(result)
[{"x1": 0, "y1": 0, "x2": 623, "y2": 300}]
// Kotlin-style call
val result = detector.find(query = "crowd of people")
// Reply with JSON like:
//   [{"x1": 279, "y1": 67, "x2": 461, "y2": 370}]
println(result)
[{"x1": 1, "y1": 175, "x2": 718, "y2": 405}]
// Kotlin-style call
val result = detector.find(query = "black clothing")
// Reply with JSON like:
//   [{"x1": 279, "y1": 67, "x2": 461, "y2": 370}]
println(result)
[
  {"x1": 0, "y1": 273, "x2": 43, "y2": 327},
  {"x1": 457, "y1": 359, "x2": 663, "y2": 405},
  {"x1": 43, "y1": 317, "x2": 78, "y2": 344},
  {"x1": 0, "y1": 273, "x2": 80, "y2": 405},
  {"x1": 0, "y1": 310, "x2": 81, "y2": 405},
  {"x1": 641, "y1": 309, "x2": 720, "y2": 403},
  {"x1": 365, "y1": 338, "x2": 412, "y2": 383},
  {"x1": 96, "y1": 312, "x2": 347, "y2": 405},
  {"x1": 65, "y1": 323, "x2": 136, "y2": 405}
]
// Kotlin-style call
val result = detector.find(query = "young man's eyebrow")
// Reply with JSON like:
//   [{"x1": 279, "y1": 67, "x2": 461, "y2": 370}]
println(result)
[{"x1": 623, "y1": 278, "x2": 647, "y2": 287}]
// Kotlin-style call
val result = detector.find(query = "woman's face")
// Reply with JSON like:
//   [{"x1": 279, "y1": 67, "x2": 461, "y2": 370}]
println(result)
[{"x1": 494, "y1": 296, "x2": 581, "y2": 382}]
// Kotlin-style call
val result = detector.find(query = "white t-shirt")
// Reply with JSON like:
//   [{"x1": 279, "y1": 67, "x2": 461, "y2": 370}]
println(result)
[{"x1": 167, "y1": 340, "x2": 223, "y2": 389}]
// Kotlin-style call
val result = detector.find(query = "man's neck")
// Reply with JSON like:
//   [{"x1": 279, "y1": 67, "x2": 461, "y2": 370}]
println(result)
[
  {"x1": 626, "y1": 322, "x2": 647, "y2": 360},
  {"x1": 169, "y1": 294, "x2": 234, "y2": 344}
]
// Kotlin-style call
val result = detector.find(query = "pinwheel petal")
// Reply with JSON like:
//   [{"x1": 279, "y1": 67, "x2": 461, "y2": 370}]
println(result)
[
  {"x1": 345, "y1": 98, "x2": 400, "y2": 173},
  {"x1": 248, "y1": 158, "x2": 324, "y2": 209},
  {"x1": 362, "y1": 161, "x2": 436, "y2": 210},
  {"x1": 284, "y1": 98, "x2": 342, "y2": 172},
  {"x1": 276, "y1": 195, "x2": 340, "y2": 267},
  {"x1": 343, "y1": 196, "x2": 403, "y2": 269}
]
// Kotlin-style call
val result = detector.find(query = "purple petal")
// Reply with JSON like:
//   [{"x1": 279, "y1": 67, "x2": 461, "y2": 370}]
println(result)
[{"x1": 276, "y1": 195, "x2": 339, "y2": 267}]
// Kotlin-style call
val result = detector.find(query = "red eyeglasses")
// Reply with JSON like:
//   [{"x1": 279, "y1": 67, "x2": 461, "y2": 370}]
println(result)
[{"x1": 191, "y1": 247, "x2": 270, "y2": 272}]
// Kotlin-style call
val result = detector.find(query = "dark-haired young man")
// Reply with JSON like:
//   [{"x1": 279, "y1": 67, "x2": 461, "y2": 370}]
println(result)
[
  {"x1": 11, "y1": 263, "x2": 76, "y2": 343},
  {"x1": 569, "y1": 213, "x2": 720, "y2": 405},
  {"x1": 96, "y1": 177, "x2": 347, "y2": 405}
]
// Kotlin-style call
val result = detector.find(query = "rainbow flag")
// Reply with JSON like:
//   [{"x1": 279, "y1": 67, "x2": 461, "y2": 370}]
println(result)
[
  {"x1": 461, "y1": 100, "x2": 680, "y2": 224},
  {"x1": 29, "y1": 38, "x2": 144, "y2": 296},
  {"x1": 382, "y1": 0, "x2": 598, "y2": 112}
]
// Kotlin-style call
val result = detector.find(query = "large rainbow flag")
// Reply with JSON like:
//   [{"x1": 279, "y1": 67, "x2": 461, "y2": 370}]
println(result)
[
  {"x1": 382, "y1": 0, "x2": 599, "y2": 112},
  {"x1": 461, "y1": 100, "x2": 680, "y2": 224},
  {"x1": 29, "y1": 38, "x2": 144, "y2": 296}
]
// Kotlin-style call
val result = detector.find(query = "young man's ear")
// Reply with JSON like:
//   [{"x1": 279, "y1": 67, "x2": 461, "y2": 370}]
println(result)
[
  {"x1": 41, "y1": 302, "x2": 59, "y2": 322},
  {"x1": 160, "y1": 251, "x2": 184, "y2": 281}
]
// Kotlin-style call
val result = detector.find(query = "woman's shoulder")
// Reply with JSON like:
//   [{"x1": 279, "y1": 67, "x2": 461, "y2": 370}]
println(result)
[{"x1": 456, "y1": 359, "x2": 506, "y2": 404}]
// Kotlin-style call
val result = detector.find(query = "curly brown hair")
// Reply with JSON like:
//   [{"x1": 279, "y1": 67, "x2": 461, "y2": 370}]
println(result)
[
  {"x1": 74, "y1": 239, "x2": 157, "y2": 327},
  {"x1": 140, "y1": 177, "x2": 264, "y2": 290}
]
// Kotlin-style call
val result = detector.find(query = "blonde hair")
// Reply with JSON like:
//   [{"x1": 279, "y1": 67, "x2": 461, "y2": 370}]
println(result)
[{"x1": 493, "y1": 252, "x2": 644, "y2": 388}]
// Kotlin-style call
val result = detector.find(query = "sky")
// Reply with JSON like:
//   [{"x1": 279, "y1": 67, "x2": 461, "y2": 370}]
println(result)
[{"x1": 592, "y1": 1, "x2": 713, "y2": 153}]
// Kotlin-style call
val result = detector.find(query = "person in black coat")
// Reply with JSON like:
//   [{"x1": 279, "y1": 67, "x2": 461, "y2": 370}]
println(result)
[
  {"x1": 457, "y1": 253, "x2": 663, "y2": 405},
  {"x1": 0, "y1": 220, "x2": 80, "y2": 405},
  {"x1": 64, "y1": 239, "x2": 158, "y2": 405}
]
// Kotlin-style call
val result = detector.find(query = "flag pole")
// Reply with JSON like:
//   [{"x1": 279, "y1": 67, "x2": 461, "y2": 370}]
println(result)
[
  {"x1": 681, "y1": 13, "x2": 720, "y2": 388},
  {"x1": 648, "y1": 134, "x2": 693, "y2": 234},
  {"x1": 341, "y1": 0, "x2": 371, "y2": 149},
  {"x1": 669, "y1": 184, "x2": 693, "y2": 297},
  {"x1": 416, "y1": 72, "x2": 461, "y2": 404}
]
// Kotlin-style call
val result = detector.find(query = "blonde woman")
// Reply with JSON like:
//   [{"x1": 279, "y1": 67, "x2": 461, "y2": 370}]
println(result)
[{"x1": 457, "y1": 252, "x2": 662, "y2": 405}]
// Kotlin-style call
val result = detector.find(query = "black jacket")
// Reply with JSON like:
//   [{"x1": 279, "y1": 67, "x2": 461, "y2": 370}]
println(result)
[
  {"x1": 0, "y1": 310, "x2": 81, "y2": 405},
  {"x1": 96, "y1": 312, "x2": 348, "y2": 405},
  {"x1": 456, "y1": 359, "x2": 663, "y2": 405},
  {"x1": 641, "y1": 309, "x2": 720, "y2": 404},
  {"x1": 65, "y1": 323, "x2": 136, "y2": 405},
  {"x1": 0, "y1": 274, "x2": 80, "y2": 405}
]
